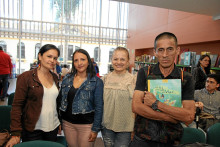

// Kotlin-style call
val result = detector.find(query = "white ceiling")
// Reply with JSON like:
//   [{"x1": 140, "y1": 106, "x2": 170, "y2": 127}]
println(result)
[{"x1": 112, "y1": 0, "x2": 220, "y2": 20}]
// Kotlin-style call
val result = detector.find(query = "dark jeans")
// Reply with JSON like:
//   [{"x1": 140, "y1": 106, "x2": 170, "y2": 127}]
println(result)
[
  {"x1": 101, "y1": 127, "x2": 131, "y2": 147},
  {"x1": 22, "y1": 127, "x2": 58, "y2": 142},
  {"x1": 0, "y1": 74, "x2": 9, "y2": 98},
  {"x1": 199, "y1": 118, "x2": 220, "y2": 132},
  {"x1": 129, "y1": 135, "x2": 175, "y2": 147}
]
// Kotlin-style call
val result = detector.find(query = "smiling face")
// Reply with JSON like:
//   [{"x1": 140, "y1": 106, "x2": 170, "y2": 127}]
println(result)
[
  {"x1": 200, "y1": 56, "x2": 210, "y2": 68},
  {"x1": 73, "y1": 52, "x2": 89, "y2": 74},
  {"x1": 154, "y1": 37, "x2": 180, "y2": 69},
  {"x1": 112, "y1": 50, "x2": 129, "y2": 74},
  {"x1": 38, "y1": 49, "x2": 59, "y2": 70}
]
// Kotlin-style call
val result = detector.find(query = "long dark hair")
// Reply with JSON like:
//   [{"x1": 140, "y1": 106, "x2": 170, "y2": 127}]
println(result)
[
  {"x1": 71, "y1": 49, "x2": 96, "y2": 78},
  {"x1": 197, "y1": 54, "x2": 211, "y2": 74},
  {"x1": 38, "y1": 44, "x2": 60, "y2": 64}
]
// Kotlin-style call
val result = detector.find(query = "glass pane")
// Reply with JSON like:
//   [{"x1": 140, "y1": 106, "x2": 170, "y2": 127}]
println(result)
[
  {"x1": 42, "y1": 0, "x2": 61, "y2": 22},
  {"x1": 35, "y1": 43, "x2": 41, "y2": 59},
  {"x1": 68, "y1": 45, "x2": 73, "y2": 61},
  {"x1": 1, "y1": 0, "x2": 128, "y2": 74},
  {"x1": 0, "y1": 40, "x2": 7, "y2": 52},
  {"x1": 62, "y1": 0, "x2": 82, "y2": 24},
  {"x1": 100, "y1": 44, "x2": 117, "y2": 75},
  {"x1": 2, "y1": 0, "x2": 19, "y2": 19},
  {"x1": 94, "y1": 47, "x2": 99, "y2": 62},
  {"x1": 17, "y1": 42, "x2": 25, "y2": 59},
  {"x1": 109, "y1": 48, "x2": 115, "y2": 62},
  {"x1": 58, "y1": 45, "x2": 63, "y2": 58}
]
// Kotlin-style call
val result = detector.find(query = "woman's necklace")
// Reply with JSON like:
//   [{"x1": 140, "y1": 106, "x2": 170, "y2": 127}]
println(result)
[{"x1": 73, "y1": 74, "x2": 87, "y2": 88}]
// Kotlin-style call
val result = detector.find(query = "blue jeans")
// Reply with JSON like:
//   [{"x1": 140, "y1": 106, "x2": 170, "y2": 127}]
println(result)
[
  {"x1": 101, "y1": 127, "x2": 131, "y2": 147},
  {"x1": 0, "y1": 74, "x2": 9, "y2": 98},
  {"x1": 129, "y1": 135, "x2": 174, "y2": 147}
]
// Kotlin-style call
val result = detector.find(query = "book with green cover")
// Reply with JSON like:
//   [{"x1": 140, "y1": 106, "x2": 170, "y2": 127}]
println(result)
[{"x1": 148, "y1": 79, "x2": 182, "y2": 107}]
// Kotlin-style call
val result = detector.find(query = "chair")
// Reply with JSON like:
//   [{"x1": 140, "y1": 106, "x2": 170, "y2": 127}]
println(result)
[
  {"x1": 8, "y1": 92, "x2": 15, "y2": 105},
  {"x1": 14, "y1": 140, "x2": 65, "y2": 147},
  {"x1": 180, "y1": 127, "x2": 206, "y2": 144},
  {"x1": 207, "y1": 123, "x2": 220, "y2": 147},
  {"x1": 57, "y1": 136, "x2": 67, "y2": 146},
  {"x1": 0, "y1": 105, "x2": 12, "y2": 131}
]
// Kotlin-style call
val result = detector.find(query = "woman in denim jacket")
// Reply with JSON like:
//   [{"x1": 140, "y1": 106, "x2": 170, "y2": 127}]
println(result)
[{"x1": 58, "y1": 49, "x2": 103, "y2": 147}]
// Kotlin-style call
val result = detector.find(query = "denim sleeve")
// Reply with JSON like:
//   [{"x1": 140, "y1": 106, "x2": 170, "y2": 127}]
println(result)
[{"x1": 91, "y1": 78, "x2": 104, "y2": 132}]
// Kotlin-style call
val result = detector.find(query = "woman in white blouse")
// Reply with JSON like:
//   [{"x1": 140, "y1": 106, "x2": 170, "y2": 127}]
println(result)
[
  {"x1": 101, "y1": 47, "x2": 136, "y2": 147},
  {"x1": 6, "y1": 44, "x2": 61, "y2": 147}
]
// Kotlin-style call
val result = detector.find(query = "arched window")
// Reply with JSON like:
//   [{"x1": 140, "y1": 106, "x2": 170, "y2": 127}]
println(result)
[
  {"x1": 0, "y1": 40, "x2": 7, "y2": 52},
  {"x1": 68, "y1": 45, "x2": 73, "y2": 60},
  {"x1": 75, "y1": 46, "x2": 80, "y2": 51},
  {"x1": 17, "y1": 42, "x2": 25, "y2": 59},
  {"x1": 35, "y1": 43, "x2": 41, "y2": 59},
  {"x1": 94, "y1": 47, "x2": 99, "y2": 62},
  {"x1": 109, "y1": 48, "x2": 115, "y2": 62},
  {"x1": 58, "y1": 45, "x2": 63, "y2": 58}
]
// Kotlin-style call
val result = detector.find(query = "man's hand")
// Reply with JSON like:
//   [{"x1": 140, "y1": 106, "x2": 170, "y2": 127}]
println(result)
[
  {"x1": 195, "y1": 102, "x2": 203, "y2": 110},
  {"x1": 88, "y1": 131, "x2": 97, "y2": 142},
  {"x1": 144, "y1": 91, "x2": 157, "y2": 107},
  {"x1": 57, "y1": 125, "x2": 62, "y2": 135}
]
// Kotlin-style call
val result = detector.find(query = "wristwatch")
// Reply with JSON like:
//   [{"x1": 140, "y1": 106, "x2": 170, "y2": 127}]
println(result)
[{"x1": 151, "y1": 100, "x2": 159, "y2": 111}]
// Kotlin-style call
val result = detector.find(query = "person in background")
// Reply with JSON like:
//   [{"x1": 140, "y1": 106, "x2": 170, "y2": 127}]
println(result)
[
  {"x1": 57, "y1": 49, "x2": 103, "y2": 147},
  {"x1": 56, "y1": 62, "x2": 62, "y2": 80},
  {"x1": 91, "y1": 58, "x2": 100, "y2": 77},
  {"x1": 195, "y1": 74, "x2": 220, "y2": 132},
  {"x1": 0, "y1": 46, "x2": 12, "y2": 101},
  {"x1": 101, "y1": 47, "x2": 136, "y2": 147},
  {"x1": 193, "y1": 55, "x2": 211, "y2": 90},
  {"x1": 6, "y1": 44, "x2": 61, "y2": 147},
  {"x1": 130, "y1": 32, "x2": 195, "y2": 147},
  {"x1": 61, "y1": 64, "x2": 69, "y2": 80},
  {"x1": 30, "y1": 61, "x2": 38, "y2": 70}
]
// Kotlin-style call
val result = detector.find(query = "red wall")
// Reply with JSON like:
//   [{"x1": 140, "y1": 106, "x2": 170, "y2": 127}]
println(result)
[{"x1": 127, "y1": 4, "x2": 220, "y2": 68}]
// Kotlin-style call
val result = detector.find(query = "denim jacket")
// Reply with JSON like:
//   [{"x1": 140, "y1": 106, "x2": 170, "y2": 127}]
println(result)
[{"x1": 58, "y1": 73, "x2": 104, "y2": 132}]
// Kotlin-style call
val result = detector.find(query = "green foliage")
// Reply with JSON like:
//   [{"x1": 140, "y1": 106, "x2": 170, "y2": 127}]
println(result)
[{"x1": 50, "y1": 0, "x2": 81, "y2": 21}]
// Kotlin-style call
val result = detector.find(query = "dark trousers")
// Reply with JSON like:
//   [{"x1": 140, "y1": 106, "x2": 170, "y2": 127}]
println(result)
[
  {"x1": 129, "y1": 135, "x2": 175, "y2": 147},
  {"x1": 199, "y1": 118, "x2": 220, "y2": 132},
  {"x1": 22, "y1": 127, "x2": 58, "y2": 142},
  {"x1": 0, "y1": 74, "x2": 9, "y2": 98}
]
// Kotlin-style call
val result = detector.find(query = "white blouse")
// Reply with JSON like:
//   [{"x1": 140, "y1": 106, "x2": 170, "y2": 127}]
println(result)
[
  {"x1": 101, "y1": 71, "x2": 136, "y2": 132},
  {"x1": 35, "y1": 82, "x2": 60, "y2": 132}
]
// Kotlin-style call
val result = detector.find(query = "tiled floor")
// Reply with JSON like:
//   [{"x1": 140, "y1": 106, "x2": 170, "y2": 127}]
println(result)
[{"x1": 0, "y1": 78, "x2": 104, "y2": 147}]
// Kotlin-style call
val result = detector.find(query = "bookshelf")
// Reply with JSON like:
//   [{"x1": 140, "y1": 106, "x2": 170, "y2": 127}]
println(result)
[
  {"x1": 133, "y1": 41, "x2": 220, "y2": 74},
  {"x1": 134, "y1": 61, "x2": 220, "y2": 76},
  {"x1": 134, "y1": 61, "x2": 194, "y2": 73}
]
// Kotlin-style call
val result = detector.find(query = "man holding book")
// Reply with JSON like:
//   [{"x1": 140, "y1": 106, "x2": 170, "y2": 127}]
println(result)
[
  {"x1": 130, "y1": 32, "x2": 195, "y2": 147},
  {"x1": 195, "y1": 74, "x2": 220, "y2": 132}
]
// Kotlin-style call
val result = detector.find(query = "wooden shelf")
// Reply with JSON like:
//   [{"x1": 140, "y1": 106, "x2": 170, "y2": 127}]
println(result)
[
  {"x1": 211, "y1": 67, "x2": 220, "y2": 71},
  {"x1": 135, "y1": 61, "x2": 193, "y2": 68},
  {"x1": 134, "y1": 61, "x2": 220, "y2": 75}
]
